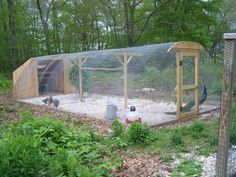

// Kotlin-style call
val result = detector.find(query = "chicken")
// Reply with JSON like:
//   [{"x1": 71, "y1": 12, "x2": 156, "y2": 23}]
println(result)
[
  {"x1": 42, "y1": 97, "x2": 49, "y2": 104},
  {"x1": 48, "y1": 95, "x2": 53, "y2": 106},
  {"x1": 52, "y1": 98, "x2": 60, "y2": 108}
]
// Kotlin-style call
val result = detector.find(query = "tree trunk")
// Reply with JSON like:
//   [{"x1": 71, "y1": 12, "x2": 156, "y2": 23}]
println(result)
[
  {"x1": 36, "y1": 0, "x2": 52, "y2": 54},
  {"x1": 7, "y1": 0, "x2": 19, "y2": 70}
]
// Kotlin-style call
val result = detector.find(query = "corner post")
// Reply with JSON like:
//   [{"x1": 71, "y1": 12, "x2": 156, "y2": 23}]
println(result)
[
  {"x1": 124, "y1": 53, "x2": 128, "y2": 109},
  {"x1": 176, "y1": 52, "x2": 182, "y2": 119},
  {"x1": 79, "y1": 57, "x2": 83, "y2": 102},
  {"x1": 216, "y1": 33, "x2": 236, "y2": 177},
  {"x1": 194, "y1": 53, "x2": 200, "y2": 114}
]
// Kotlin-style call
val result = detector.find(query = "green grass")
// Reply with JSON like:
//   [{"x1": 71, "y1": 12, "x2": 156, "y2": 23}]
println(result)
[
  {"x1": 171, "y1": 158, "x2": 203, "y2": 177},
  {"x1": 132, "y1": 119, "x2": 219, "y2": 162}
]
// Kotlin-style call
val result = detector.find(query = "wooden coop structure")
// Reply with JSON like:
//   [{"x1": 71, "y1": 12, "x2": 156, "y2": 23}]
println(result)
[
  {"x1": 13, "y1": 58, "x2": 75, "y2": 99},
  {"x1": 13, "y1": 41, "x2": 205, "y2": 119}
]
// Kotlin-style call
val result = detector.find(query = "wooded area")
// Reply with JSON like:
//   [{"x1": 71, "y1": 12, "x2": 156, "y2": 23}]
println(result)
[{"x1": 0, "y1": 0, "x2": 236, "y2": 72}]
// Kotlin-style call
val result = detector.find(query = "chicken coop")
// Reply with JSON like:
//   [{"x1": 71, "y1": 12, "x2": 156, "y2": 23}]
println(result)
[{"x1": 13, "y1": 41, "x2": 219, "y2": 125}]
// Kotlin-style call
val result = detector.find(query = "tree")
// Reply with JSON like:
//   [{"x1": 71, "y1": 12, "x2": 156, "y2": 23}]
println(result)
[{"x1": 7, "y1": 0, "x2": 18, "y2": 70}]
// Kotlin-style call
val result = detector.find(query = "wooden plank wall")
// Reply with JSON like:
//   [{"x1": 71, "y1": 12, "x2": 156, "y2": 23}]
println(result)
[{"x1": 12, "y1": 59, "x2": 39, "y2": 99}]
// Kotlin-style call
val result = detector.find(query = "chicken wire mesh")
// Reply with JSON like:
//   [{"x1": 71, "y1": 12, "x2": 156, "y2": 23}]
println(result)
[
  {"x1": 216, "y1": 34, "x2": 236, "y2": 177},
  {"x1": 18, "y1": 42, "x2": 221, "y2": 125},
  {"x1": 227, "y1": 42, "x2": 236, "y2": 177}
]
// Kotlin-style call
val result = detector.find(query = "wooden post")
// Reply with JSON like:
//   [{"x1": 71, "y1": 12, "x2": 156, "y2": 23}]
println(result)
[
  {"x1": 216, "y1": 33, "x2": 236, "y2": 177},
  {"x1": 124, "y1": 53, "x2": 128, "y2": 109},
  {"x1": 79, "y1": 57, "x2": 83, "y2": 102},
  {"x1": 176, "y1": 52, "x2": 182, "y2": 119},
  {"x1": 194, "y1": 54, "x2": 199, "y2": 114}
]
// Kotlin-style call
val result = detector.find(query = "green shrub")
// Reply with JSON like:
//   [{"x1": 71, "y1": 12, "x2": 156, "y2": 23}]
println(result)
[
  {"x1": 0, "y1": 74, "x2": 12, "y2": 91},
  {"x1": 171, "y1": 129, "x2": 184, "y2": 146},
  {"x1": 0, "y1": 136, "x2": 46, "y2": 176},
  {"x1": 0, "y1": 112, "x2": 116, "y2": 176},
  {"x1": 127, "y1": 122, "x2": 150, "y2": 144},
  {"x1": 68, "y1": 62, "x2": 90, "y2": 91},
  {"x1": 111, "y1": 119, "x2": 125, "y2": 138}
]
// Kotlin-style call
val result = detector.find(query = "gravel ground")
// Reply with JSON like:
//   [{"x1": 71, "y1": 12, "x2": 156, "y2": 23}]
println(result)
[
  {"x1": 228, "y1": 145, "x2": 236, "y2": 177},
  {"x1": 20, "y1": 93, "x2": 216, "y2": 126}
]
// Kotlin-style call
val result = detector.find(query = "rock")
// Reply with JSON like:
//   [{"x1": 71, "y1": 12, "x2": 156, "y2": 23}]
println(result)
[{"x1": 142, "y1": 88, "x2": 156, "y2": 92}]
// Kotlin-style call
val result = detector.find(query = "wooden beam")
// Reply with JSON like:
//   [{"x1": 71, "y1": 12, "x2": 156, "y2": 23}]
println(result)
[
  {"x1": 116, "y1": 56, "x2": 124, "y2": 66},
  {"x1": 182, "y1": 85, "x2": 197, "y2": 90},
  {"x1": 110, "y1": 51, "x2": 143, "y2": 57},
  {"x1": 167, "y1": 41, "x2": 205, "y2": 53},
  {"x1": 124, "y1": 53, "x2": 128, "y2": 109},
  {"x1": 79, "y1": 58, "x2": 83, "y2": 102},
  {"x1": 180, "y1": 111, "x2": 197, "y2": 118},
  {"x1": 176, "y1": 52, "x2": 182, "y2": 119},
  {"x1": 37, "y1": 65, "x2": 47, "y2": 69},
  {"x1": 81, "y1": 57, "x2": 88, "y2": 66},
  {"x1": 181, "y1": 52, "x2": 198, "y2": 57},
  {"x1": 82, "y1": 67, "x2": 123, "y2": 71},
  {"x1": 194, "y1": 54, "x2": 200, "y2": 114},
  {"x1": 127, "y1": 56, "x2": 133, "y2": 64}
]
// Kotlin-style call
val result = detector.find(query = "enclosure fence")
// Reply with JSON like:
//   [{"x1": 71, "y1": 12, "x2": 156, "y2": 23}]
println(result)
[{"x1": 216, "y1": 33, "x2": 236, "y2": 177}]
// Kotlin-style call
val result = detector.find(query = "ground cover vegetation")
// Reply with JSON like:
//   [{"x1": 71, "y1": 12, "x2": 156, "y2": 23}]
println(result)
[{"x1": 0, "y1": 85, "x2": 224, "y2": 177}]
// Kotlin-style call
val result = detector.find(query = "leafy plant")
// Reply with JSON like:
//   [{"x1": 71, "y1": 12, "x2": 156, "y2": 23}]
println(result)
[
  {"x1": 0, "y1": 112, "x2": 118, "y2": 176},
  {"x1": 127, "y1": 122, "x2": 150, "y2": 144},
  {"x1": 0, "y1": 135, "x2": 46, "y2": 176},
  {"x1": 111, "y1": 137, "x2": 128, "y2": 148},
  {"x1": 111, "y1": 119, "x2": 125, "y2": 138},
  {"x1": 68, "y1": 62, "x2": 90, "y2": 91}
]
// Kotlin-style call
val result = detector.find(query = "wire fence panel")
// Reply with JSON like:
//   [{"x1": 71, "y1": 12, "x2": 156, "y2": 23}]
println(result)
[{"x1": 216, "y1": 33, "x2": 236, "y2": 177}]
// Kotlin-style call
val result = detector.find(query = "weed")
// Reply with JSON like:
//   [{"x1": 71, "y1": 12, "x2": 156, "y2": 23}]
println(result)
[
  {"x1": 171, "y1": 129, "x2": 184, "y2": 146},
  {"x1": 161, "y1": 153, "x2": 173, "y2": 164},
  {"x1": 111, "y1": 119, "x2": 125, "y2": 138},
  {"x1": 188, "y1": 121, "x2": 205, "y2": 139},
  {"x1": 111, "y1": 137, "x2": 128, "y2": 148},
  {"x1": 171, "y1": 158, "x2": 202, "y2": 177}
]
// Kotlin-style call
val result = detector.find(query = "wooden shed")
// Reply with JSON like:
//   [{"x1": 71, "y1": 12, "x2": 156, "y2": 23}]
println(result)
[{"x1": 13, "y1": 58, "x2": 75, "y2": 99}]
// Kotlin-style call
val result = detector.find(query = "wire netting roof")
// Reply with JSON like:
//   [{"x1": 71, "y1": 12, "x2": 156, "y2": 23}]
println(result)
[{"x1": 34, "y1": 42, "x2": 176, "y2": 61}]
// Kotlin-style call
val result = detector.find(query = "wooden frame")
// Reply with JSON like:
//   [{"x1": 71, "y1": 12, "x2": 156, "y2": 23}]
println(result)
[
  {"x1": 169, "y1": 42, "x2": 204, "y2": 119},
  {"x1": 13, "y1": 41, "x2": 205, "y2": 117},
  {"x1": 76, "y1": 52, "x2": 139, "y2": 108}
]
